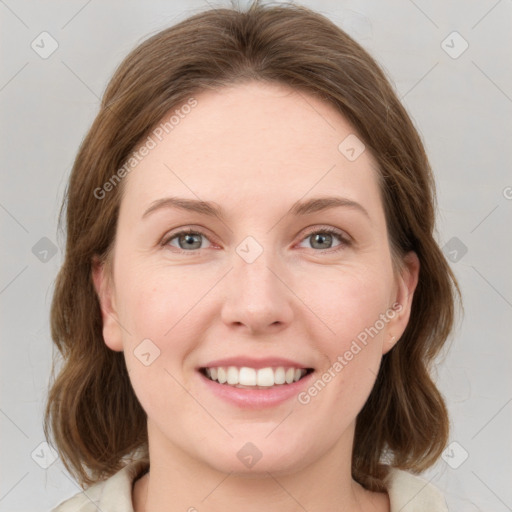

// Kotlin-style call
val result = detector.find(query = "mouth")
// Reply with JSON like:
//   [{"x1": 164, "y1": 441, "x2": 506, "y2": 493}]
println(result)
[{"x1": 199, "y1": 366, "x2": 315, "y2": 390}]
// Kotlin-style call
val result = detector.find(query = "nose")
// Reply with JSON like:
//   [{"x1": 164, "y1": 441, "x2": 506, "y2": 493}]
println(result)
[{"x1": 220, "y1": 245, "x2": 294, "y2": 335}]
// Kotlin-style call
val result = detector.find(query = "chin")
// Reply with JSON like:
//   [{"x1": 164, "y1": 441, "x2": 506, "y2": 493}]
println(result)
[{"x1": 199, "y1": 435, "x2": 313, "y2": 476}]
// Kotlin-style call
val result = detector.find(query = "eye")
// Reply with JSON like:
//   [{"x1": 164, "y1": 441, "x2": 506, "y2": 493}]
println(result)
[
  {"x1": 163, "y1": 228, "x2": 212, "y2": 251},
  {"x1": 162, "y1": 226, "x2": 351, "y2": 253},
  {"x1": 297, "y1": 227, "x2": 350, "y2": 252}
]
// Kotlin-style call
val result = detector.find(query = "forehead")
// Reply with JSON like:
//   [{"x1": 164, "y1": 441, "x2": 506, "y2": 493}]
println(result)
[{"x1": 121, "y1": 81, "x2": 382, "y2": 218}]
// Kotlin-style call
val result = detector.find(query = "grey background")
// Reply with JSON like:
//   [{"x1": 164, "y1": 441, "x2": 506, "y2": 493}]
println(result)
[{"x1": 1, "y1": 1, "x2": 511, "y2": 510}]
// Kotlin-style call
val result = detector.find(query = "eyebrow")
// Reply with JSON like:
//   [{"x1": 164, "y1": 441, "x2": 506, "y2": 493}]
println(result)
[{"x1": 142, "y1": 195, "x2": 370, "y2": 221}]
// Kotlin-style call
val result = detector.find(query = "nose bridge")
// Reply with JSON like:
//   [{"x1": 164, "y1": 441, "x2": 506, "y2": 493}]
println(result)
[
  {"x1": 233, "y1": 234, "x2": 281, "y2": 303},
  {"x1": 235, "y1": 239, "x2": 276, "y2": 294},
  {"x1": 220, "y1": 234, "x2": 293, "y2": 332}
]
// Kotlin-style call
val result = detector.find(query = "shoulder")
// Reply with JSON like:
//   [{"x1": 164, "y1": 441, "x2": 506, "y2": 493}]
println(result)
[
  {"x1": 51, "y1": 459, "x2": 148, "y2": 512},
  {"x1": 384, "y1": 466, "x2": 449, "y2": 512}
]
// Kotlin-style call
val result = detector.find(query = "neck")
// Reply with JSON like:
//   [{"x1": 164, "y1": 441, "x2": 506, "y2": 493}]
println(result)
[{"x1": 133, "y1": 421, "x2": 389, "y2": 512}]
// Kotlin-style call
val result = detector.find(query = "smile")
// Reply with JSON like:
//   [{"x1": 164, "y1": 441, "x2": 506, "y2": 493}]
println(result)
[{"x1": 200, "y1": 366, "x2": 314, "y2": 389}]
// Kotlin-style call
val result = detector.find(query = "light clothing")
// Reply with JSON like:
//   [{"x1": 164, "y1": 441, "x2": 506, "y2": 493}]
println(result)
[{"x1": 51, "y1": 459, "x2": 448, "y2": 511}]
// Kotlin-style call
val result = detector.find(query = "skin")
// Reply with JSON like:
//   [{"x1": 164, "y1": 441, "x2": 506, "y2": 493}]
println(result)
[{"x1": 93, "y1": 81, "x2": 419, "y2": 512}]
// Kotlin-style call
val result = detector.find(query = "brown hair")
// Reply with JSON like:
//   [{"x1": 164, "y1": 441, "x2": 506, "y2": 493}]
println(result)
[{"x1": 45, "y1": 0, "x2": 461, "y2": 492}]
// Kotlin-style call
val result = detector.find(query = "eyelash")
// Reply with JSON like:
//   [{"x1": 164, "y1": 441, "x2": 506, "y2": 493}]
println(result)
[{"x1": 161, "y1": 226, "x2": 351, "y2": 254}]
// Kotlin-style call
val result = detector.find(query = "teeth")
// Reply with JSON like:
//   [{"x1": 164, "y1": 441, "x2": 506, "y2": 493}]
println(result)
[
  {"x1": 239, "y1": 367, "x2": 257, "y2": 386},
  {"x1": 257, "y1": 367, "x2": 274, "y2": 386},
  {"x1": 203, "y1": 366, "x2": 309, "y2": 388},
  {"x1": 274, "y1": 367, "x2": 286, "y2": 385},
  {"x1": 217, "y1": 367, "x2": 227, "y2": 384}
]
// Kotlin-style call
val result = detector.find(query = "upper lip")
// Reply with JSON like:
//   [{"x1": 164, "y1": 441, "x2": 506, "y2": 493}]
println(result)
[{"x1": 199, "y1": 357, "x2": 313, "y2": 370}]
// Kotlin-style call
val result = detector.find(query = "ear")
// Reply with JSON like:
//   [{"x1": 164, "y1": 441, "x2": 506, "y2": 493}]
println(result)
[
  {"x1": 382, "y1": 251, "x2": 420, "y2": 354},
  {"x1": 91, "y1": 255, "x2": 124, "y2": 352}
]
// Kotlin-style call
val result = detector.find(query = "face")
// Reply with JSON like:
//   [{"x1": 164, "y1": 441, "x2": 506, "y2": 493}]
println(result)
[{"x1": 93, "y1": 81, "x2": 418, "y2": 476}]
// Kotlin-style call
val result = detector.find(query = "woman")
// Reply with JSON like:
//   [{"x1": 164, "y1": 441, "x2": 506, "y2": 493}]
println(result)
[{"x1": 45, "y1": 1, "x2": 461, "y2": 511}]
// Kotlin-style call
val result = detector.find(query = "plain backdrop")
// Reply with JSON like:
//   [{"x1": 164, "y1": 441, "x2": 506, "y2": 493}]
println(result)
[{"x1": 1, "y1": 1, "x2": 511, "y2": 510}]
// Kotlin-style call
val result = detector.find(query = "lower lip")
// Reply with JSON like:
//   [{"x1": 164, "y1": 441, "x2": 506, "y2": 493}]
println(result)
[{"x1": 198, "y1": 370, "x2": 315, "y2": 409}]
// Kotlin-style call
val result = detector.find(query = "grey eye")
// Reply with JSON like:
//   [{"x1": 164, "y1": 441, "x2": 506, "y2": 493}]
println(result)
[
  {"x1": 178, "y1": 233, "x2": 202, "y2": 250},
  {"x1": 309, "y1": 232, "x2": 334, "y2": 250},
  {"x1": 167, "y1": 231, "x2": 210, "y2": 251},
  {"x1": 298, "y1": 228, "x2": 346, "y2": 251}
]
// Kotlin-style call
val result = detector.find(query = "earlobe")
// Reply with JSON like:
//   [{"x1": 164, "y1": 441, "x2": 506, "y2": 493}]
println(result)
[
  {"x1": 383, "y1": 251, "x2": 420, "y2": 354},
  {"x1": 383, "y1": 334, "x2": 397, "y2": 354},
  {"x1": 91, "y1": 256, "x2": 124, "y2": 352}
]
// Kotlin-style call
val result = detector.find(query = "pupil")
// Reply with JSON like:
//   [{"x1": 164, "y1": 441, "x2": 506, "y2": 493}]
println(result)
[
  {"x1": 181, "y1": 233, "x2": 201, "y2": 249},
  {"x1": 313, "y1": 233, "x2": 331, "y2": 248}
]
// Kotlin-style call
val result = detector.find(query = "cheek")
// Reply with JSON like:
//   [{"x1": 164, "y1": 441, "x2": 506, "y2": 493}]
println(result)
[
  {"x1": 297, "y1": 266, "x2": 393, "y2": 405},
  {"x1": 117, "y1": 262, "x2": 207, "y2": 340},
  {"x1": 300, "y1": 264, "x2": 394, "y2": 345},
  {"x1": 117, "y1": 269, "x2": 202, "y2": 417},
  {"x1": 115, "y1": 261, "x2": 221, "y2": 387}
]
